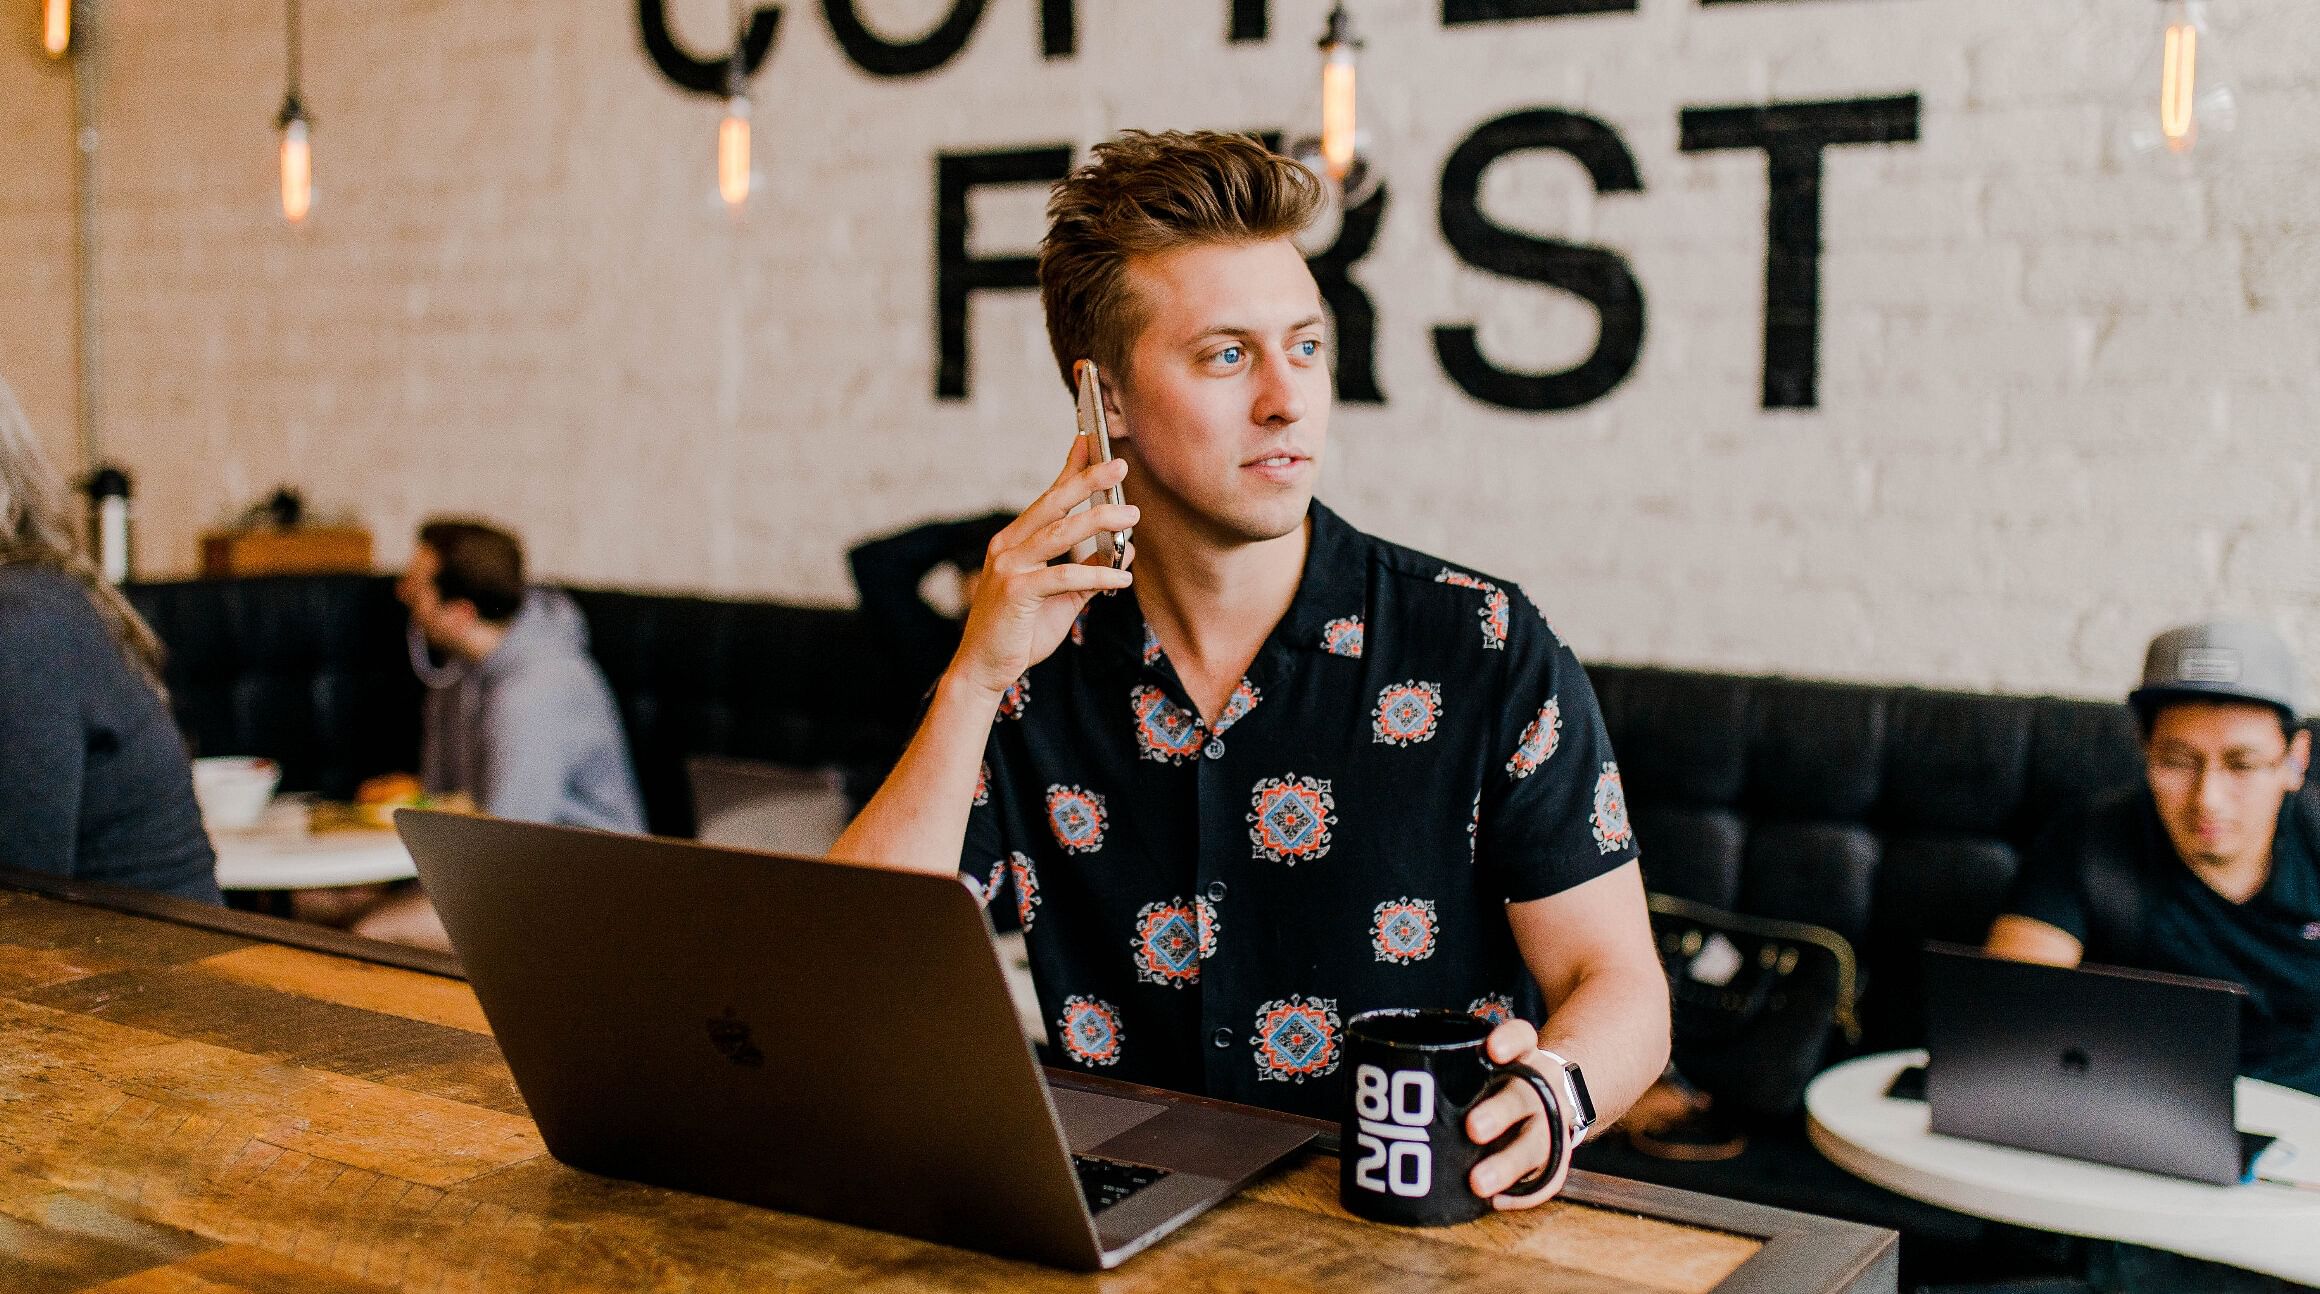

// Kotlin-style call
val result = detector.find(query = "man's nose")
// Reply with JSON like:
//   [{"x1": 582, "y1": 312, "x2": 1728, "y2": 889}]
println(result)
[
  {"x1": 2195, "y1": 767, "x2": 2234, "y2": 812},
  {"x1": 1252, "y1": 350, "x2": 1307, "y2": 426}
]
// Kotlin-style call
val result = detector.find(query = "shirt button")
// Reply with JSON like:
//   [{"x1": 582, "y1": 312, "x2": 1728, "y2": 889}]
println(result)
[
  {"x1": 1212, "y1": 1027, "x2": 1233, "y2": 1049},
  {"x1": 1206, "y1": 880, "x2": 1228, "y2": 903},
  {"x1": 1204, "y1": 739, "x2": 1226, "y2": 760}
]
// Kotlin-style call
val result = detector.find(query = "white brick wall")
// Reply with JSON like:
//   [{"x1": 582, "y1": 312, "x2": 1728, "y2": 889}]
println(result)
[{"x1": 2, "y1": 0, "x2": 2316, "y2": 702}]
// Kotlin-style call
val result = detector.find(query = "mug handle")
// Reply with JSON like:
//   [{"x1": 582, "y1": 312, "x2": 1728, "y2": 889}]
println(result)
[{"x1": 1483, "y1": 1060, "x2": 1566, "y2": 1203}]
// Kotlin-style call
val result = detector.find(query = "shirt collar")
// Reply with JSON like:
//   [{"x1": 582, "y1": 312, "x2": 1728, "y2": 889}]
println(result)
[{"x1": 1079, "y1": 498, "x2": 1371, "y2": 668}]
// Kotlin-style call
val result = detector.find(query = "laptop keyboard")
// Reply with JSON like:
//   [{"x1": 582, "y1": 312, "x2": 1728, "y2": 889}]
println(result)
[{"x1": 1072, "y1": 1155, "x2": 1168, "y2": 1213}]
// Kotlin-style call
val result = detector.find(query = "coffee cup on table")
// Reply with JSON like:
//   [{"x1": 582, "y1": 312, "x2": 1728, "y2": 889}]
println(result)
[
  {"x1": 191, "y1": 756, "x2": 280, "y2": 831},
  {"x1": 1339, "y1": 1008, "x2": 1564, "y2": 1227}
]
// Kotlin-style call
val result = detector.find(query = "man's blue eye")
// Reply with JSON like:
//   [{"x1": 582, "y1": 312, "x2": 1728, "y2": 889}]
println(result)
[
  {"x1": 1218, "y1": 346, "x2": 1243, "y2": 365},
  {"x1": 1298, "y1": 339, "x2": 1320, "y2": 357}
]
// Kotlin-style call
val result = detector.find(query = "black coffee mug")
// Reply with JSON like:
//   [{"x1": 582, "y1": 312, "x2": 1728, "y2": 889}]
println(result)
[{"x1": 1338, "y1": 1008, "x2": 1564, "y2": 1226}]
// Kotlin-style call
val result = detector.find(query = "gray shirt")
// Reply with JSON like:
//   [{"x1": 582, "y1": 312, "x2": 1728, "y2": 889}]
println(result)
[
  {"x1": 0, "y1": 565, "x2": 221, "y2": 902},
  {"x1": 419, "y1": 589, "x2": 644, "y2": 833}
]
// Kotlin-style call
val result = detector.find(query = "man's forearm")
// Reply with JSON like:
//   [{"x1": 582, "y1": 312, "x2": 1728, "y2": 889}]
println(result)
[
  {"x1": 828, "y1": 671, "x2": 1002, "y2": 876},
  {"x1": 1537, "y1": 963, "x2": 1671, "y2": 1131}
]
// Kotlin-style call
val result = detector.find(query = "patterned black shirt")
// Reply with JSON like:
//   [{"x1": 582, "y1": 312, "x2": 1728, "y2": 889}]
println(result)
[{"x1": 963, "y1": 501, "x2": 1637, "y2": 1120}]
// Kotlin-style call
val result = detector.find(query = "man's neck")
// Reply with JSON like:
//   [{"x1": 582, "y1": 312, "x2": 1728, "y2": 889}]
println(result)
[
  {"x1": 1130, "y1": 505, "x2": 1308, "y2": 715},
  {"x1": 2184, "y1": 842, "x2": 2274, "y2": 905}
]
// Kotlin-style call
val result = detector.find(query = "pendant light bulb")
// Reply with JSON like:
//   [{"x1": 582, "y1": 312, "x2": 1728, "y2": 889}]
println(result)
[
  {"x1": 2118, "y1": 0, "x2": 2236, "y2": 167},
  {"x1": 275, "y1": 0, "x2": 312, "y2": 225},
  {"x1": 42, "y1": 0, "x2": 70, "y2": 58},
  {"x1": 719, "y1": 95, "x2": 752, "y2": 213},
  {"x1": 1319, "y1": 39, "x2": 1357, "y2": 181},
  {"x1": 1285, "y1": 4, "x2": 1382, "y2": 209},
  {"x1": 2159, "y1": 16, "x2": 2197, "y2": 151},
  {"x1": 279, "y1": 102, "x2": 312, "y2": 225}
]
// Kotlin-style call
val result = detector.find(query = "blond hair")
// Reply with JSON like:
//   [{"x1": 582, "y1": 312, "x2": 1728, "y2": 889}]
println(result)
[
  {"x1": 0, "y1": 376, "x2": 167, "y2": 690},
  {"x1": 1038, "y1": 130, "x2": 1321, "y2": 390}
]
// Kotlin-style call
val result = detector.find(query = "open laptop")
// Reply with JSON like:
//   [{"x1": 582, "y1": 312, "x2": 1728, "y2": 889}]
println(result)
[
  {"x1": 1921, "y1": 943, "x2": 2267, "y2": 1185},
  {"x1": 396, "y1": 810, "x2": 1317, "y2": 1269}
]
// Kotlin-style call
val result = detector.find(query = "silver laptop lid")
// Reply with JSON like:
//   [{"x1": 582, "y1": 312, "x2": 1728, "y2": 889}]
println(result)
[{"x1": 396, "y1": 809, "x2": 1105, "y2": 1267}]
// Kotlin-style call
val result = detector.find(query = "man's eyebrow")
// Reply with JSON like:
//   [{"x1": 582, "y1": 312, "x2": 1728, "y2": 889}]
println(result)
[{"x1": 1187, "y1": 315, "x2": 1331, "y2": 342}]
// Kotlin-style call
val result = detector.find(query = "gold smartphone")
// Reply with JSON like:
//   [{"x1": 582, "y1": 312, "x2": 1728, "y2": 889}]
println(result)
[{"x1": 1073, "y1": 359, "x2": 1131, "y2": 571}]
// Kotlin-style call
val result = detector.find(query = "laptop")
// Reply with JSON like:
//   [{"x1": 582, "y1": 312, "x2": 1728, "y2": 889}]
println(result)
[
  {"x1": 395, "y1": 810, "x2": 1318, "y2": 1269},
  {"x1": 1921, "y1": 943, "x2": 2267, "y2": 1185}
]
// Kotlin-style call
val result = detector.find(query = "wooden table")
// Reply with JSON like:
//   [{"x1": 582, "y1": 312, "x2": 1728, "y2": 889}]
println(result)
[{"x1": 0, "y1": 869, "x2": 1896, "y2": 1294}]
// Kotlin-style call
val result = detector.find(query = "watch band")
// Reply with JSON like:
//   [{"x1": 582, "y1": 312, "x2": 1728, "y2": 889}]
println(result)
[{"x1": 1534, "y1": 1049, "x2": 1597, "y2": 1145}]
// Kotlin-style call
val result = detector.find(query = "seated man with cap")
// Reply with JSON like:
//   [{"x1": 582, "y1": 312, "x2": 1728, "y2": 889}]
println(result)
[{"x1": 1986, "y1": 620, "x2": 2320, "y2": 1101}]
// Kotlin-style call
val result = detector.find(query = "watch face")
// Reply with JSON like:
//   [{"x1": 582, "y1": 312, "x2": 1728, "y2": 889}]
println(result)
[{"x1": 1564, "y1": 1062, "x2": 1598, "y2": 1128}]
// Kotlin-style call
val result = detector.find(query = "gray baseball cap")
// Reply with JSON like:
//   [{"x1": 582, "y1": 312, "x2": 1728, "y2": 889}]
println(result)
[{"x1": 2129, "y1": 620, "x2": 2305, "y2": 720}]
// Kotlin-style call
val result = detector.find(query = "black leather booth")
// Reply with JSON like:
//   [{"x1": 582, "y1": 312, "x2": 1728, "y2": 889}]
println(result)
[
  {"x1": 126, "y1": 575, "x2": 913, "y2": 839},
  {"x1": 129, "y1": 573, "x2": 2172, "y2": 1272}
]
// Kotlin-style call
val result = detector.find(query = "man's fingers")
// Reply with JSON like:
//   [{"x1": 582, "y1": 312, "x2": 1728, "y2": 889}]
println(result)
[
  {"x1": 1466, "y1": 1071, "x2": 1543, "y2": 1145},
  {"x1": 1485, "y1": 1019, "x2": 1539, "y2": 1065},
  {"x1": 989, "y1": 455, "x2": 1128, "y2": 563},
  {"x1": 1469, "y1": 1103, "x2": 1554, "y2": 1199},
  {"x1": 1009, "y1": 561, "x2": 1133, "y2": 601},
  {"x1": 1000, "y1": 502, "x2": 1140, "y2": 574}
]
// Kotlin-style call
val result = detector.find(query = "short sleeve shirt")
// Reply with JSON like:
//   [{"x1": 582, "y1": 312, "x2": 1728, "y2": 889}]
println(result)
[
  {"x1": 962, "y1": 501, "x2": 1638, "y2": 1120},
  {"x1": 2005, "y1": 787, "x2": 2320, "y2": 1096}
]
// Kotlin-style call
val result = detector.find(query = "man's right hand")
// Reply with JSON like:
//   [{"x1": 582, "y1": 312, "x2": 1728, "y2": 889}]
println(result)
[{"x1": 947, "y1": 434, "x2": 1138, "y2": 701}]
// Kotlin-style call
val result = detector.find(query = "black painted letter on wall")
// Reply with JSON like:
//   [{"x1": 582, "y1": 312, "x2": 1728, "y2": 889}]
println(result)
[
  {"x1": 826, "y1": 0, "x2": 987, "y2": 77},
  {"x1": 639, "y1": 0, "x2": 781, "y2": 97},
  {"x1": 1442, "y1": 0, "x2": 1637, "y2": 23},
  {"x1": 1433, "y1": 109, "x2": 1646, "y2": 413},
  {"x1": 1306, "y1": 189, "x2": 1390, "y2": 405},
  {"x1": 936, "y1": 147, "x2": 1075, "y2": 399},
  {"x1": 1679, "y1": 95, "x2": 1920, "y2": 409}
]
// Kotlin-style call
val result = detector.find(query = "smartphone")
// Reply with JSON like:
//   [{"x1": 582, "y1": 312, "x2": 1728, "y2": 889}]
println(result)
[{"x1": 1073, "y1": 359, "x2": 1132, "y2": 571}]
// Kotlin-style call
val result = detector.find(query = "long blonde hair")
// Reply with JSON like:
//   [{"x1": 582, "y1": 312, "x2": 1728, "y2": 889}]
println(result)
[{"x1": 0, "y1": 375, "x2": 167, "y2": 690}]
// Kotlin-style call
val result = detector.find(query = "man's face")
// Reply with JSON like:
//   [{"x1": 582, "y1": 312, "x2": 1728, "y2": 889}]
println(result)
[
  {"x1": 1110, "y1": 237, "x2": 1331, "y2": 546},
  {"x1": 396, "y1": 543, "x2": 459, "y2": 649},
  {"x1": 2143, "y1": 700, "x2": 2310, "y2": 869}
]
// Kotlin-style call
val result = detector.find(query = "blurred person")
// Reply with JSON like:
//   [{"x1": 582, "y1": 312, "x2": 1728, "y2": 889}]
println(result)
[
  {"x1": 0, "y1": 374, "x2": 221, "y2": 903},
  {"x1": 832, "y1": 131, "x2": 1668, "y2": 1210},
  {"x1": 298, "y1": 519, "x2": 642, "y2": 948},
  {"x1": 1989, "y1": 622, "x2": 2319, "y2": 1294},
  {"x1": 1988, "y1": 621, "x2": 2319, "y2": 1098}
]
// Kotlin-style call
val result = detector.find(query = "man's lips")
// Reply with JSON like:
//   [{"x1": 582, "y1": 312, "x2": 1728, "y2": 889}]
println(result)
[{"x1": 1242, "y1": 449, "x2": 1310, "y2": 467}]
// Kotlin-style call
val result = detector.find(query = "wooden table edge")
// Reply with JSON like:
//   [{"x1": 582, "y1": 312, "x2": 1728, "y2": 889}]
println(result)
[{"x1": 1, "y1": 865, "x2": 1898, "y2": 1294}]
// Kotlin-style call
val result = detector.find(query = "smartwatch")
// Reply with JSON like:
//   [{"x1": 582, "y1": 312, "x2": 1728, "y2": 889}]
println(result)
[{"x1": 1534, "y1": 1050, "x2": 1598, "y2": 1146}]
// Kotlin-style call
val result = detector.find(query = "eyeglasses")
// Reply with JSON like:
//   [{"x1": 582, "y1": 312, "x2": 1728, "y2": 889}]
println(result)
[{"x1": 2146, "y1": 749, "x2": 2292, "y2": 790}]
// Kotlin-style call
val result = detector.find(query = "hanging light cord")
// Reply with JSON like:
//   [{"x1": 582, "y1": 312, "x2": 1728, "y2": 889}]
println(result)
[
  {"x1": 281, "y1": 0, "x2": 303, "y2": 118},
  {"x1": 726, "y1": 0, "x2": 748, "y2": 99}
]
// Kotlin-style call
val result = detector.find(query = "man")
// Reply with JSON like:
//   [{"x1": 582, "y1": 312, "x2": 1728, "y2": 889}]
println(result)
[
  {"x1": 833, "y1": 131, "x2": 1669, "y2": 1209},
  {"x1": 1988, "y1": 621, "x2": 2320, "y2": 1098},
  {"x1": 302, "y1": 519, "x2": 643, "y2": 948},
  {"x1": 1987, "y1": 620, "x2": 2320, "y2": 1294},
  {"x1": 401, "y1": 520, "x2": 642, "y2": 834}
]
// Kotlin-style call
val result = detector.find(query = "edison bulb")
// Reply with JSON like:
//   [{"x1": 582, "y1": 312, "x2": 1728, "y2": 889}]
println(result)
[
  {"x1": 280, "y1": 114, "x2": 313, "y2": 225},
  {"x1": 2117, "y1": 0, "x2": 2237, "y2": 166}
]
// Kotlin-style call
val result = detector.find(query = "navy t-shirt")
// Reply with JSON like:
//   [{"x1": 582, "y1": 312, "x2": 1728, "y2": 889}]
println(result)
[
  {"x1": 2004, "y1": 786, "x2": 2320, "y2": 1096},
  {"x1": 960, "y1": 501, "x2": 1638, "y2": 1120}
]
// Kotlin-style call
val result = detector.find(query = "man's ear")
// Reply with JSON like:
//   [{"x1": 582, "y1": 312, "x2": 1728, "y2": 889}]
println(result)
[
  {"x1": 2290, "y1": 727, "x2": 2311, "y2": 787},
  {"x1": 1101, "y1": 371, "x2": 1129, "y2": 439}
]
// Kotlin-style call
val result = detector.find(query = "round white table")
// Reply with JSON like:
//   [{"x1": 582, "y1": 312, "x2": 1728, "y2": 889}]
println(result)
[
  {"x1": 1807, "y1": 1049, "x2": 2320, "y2": 1285},
  {"x1": 209, "y1": 802, "x2": 417, "y2": 891}
]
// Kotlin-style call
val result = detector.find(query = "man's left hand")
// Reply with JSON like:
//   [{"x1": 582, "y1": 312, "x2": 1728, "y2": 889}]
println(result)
[{"x1": 1465, "y1": 1018, "x2": 1577, "y2": 1209}]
